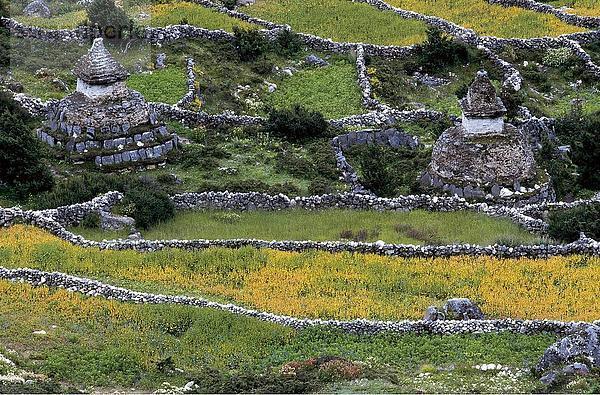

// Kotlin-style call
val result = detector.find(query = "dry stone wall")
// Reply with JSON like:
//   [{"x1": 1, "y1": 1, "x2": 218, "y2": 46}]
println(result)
[{"x1": 487, "y1": 0, "x2": 600, "y2": 29}]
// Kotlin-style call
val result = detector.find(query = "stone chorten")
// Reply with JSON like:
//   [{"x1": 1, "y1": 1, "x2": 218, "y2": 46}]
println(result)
[
  {"x1": 23, "y1": 0, "x2": 51, "y2": 18},
  {"x1": 421, "y1": 71, "x2": 542, "y2": 200},
  {"x1": 38, "y1": 38, "x2": 177, "y2": 169}
]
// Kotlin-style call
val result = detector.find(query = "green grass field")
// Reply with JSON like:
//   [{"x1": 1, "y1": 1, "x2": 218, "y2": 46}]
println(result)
[
  {"x1": 13, "y1": 10, "x2": 87, "y2": 29},
  {"x1": 0, "y1": 279, "x2": 559, "y2": 393},
  {"x1": 267, "y1": 61, "x2": 365, "y2": 119},
  {"x1": 71, "y1": 208, "x2": 546, "y2": 246},
  {"x1": 145, "y1": 2, "x2": 258, "y2": 31},
  {"x1": 127, "y1": 66, "x2": 188, "y2": 104},
  {"x1": 245, "y1": 0, "x2": 428, "y2": 46}
]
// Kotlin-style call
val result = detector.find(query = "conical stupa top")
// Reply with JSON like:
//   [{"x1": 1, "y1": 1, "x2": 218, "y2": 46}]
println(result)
[
  {"x1": 73, "y1": 38, "x2": 129, "y2": 85},
  {"x1": 460, "y1": 70, "x2": 506, "y2": 118}
]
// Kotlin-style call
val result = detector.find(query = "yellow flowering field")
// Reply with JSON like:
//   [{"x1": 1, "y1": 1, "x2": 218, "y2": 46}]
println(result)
[
  {"x1": 385, "y1": 0, "x2": 584, "y2": 37},
  {"x1": 1, "y1": 225, "x2": 599, "y2": 322}
]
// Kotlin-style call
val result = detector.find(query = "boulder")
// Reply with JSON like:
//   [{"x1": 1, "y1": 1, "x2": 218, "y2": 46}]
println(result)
[
  {"x1": 155, "y1": 53, "x2": 166, "y2": 69},
  {"x1": 443, "y1": 298, "x2": 484, "y2": 320},
  {"x1": 424, "y1": 306, "x2": 444, "y2": 321},
  {"x1": 305, "y1": 54, "x2": 329, "y2": 68},
  {"x1": 536, "y1": 325, "x2": 600, "y2": 373},
  {"x1": 99, "y1": 210, "x2": 135, "y2": 231}
]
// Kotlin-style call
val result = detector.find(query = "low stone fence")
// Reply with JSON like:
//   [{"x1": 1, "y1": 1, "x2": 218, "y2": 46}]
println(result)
[
  {"x1": 3, "y1": 191, "x2": 600, "y2": 258},
  {"x1": 176, "y1": 57, "x2": 197, "y2": 108},
  {"x1": 0, "y1": 267, "x2": 593, "y2": 335}
]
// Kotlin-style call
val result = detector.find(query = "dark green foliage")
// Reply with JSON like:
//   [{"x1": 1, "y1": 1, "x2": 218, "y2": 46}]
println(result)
[
  {"x1": 347, "y1": 144, "x2": 431, "y2": 197},
  {"x1": 265, "y1": 105, "x2": 329, "y2": 142},
  {"x1": 179, "y1": 144, "x2": 231, "y2": 170},
  {"x1": 232, "y1": 26, "x2": 268, "y2": 61},
  {"x1": 274, "y1": 28, "x2": 303, "y2": 56},
  {"x1": 121, "y1": 182, "x2": 175, "y2": 230},
  {"x1": 86, "y1": 0, "x2": 132, "y2": 38},
  {"x1": 406, "y1": 28, "x2": 470, "y2": 74},
  {"x1": 32, "y1": 173, "x2": 175, "y2": 229},
  {"x1": 223, "y1": 0, "x2": 237, "y2": 10},
  {"x1": 275, "y1": 141, "x2": 338, "y2": 181},
  {"x1": 0, "y1": 92, "x2": 54, "y2": 198},
  {"x1": 500, "y1": 88, "x2": 527, "y2": 119},
  {"x1": 308, "y1": 178, "x2": 333, "y2": 195},
  {"x1": 536, "y1": 138, "x2": 579, "y2": 200},
  {"x1": 548, "y1": 203, "x2": 600, "y2": 242},
  {"x1": 554, "y1": 105, "x2": 600, "y2": 191},
  {"x1": 80, "y1": 212, "x2": 101, "y2": 229},
  {"x1": 196, "y1": 179, "x2": 300, "y2": 196},
  {"x1": 0, "y1": 0, "x2": 8, "y2": 70}
]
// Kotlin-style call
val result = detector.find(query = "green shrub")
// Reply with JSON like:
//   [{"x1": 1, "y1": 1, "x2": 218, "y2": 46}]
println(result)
[
  {"x1": 274, "y1": 28, "x2": 303, "y2": 56},
  {"x1": 407, "y1": 28, "x2": 470, "y2": 74},
  {"x1": 265, "y1": 105, "x2": 329, "y2": 142},
  {"x1": 536, "y1": 138, "x2": 579, "y2": 200},
  {"x1": 308, "y1": 178, "x2": 333, "y2": 195},
  {"x1": 0, "y1": 92, "x2": 54, "y2": 199},
  {"x1": 554, "y1": 105, "x2": 600, "y2": 191},
  {"x1": 86, "y1": 0, "x2": 132, "y2": 38},
  {"x1": 347, "y1": 144, "x2": 431, "y2": 198},
  {"x1": 223, "y1": 0, "x2": 237, "y2": 10},
  {"x1": 548, "y1": 203, "x2": 600, "y2": 242},
  {"x1": 122, "y1": 185, "x2": 175, "y2": 230},
  {"x1": 80, "y1": 212, "x2": 101, "y2": 229},
  {"x1": 542, "y1": 47, "x2": 575, "y2": 69},
  {"x1": 179, "y1": 144, "x2": 231, "y2": 170},
  {"x1": 233, "y1": 26, "x2": 268, "y2": 61}
]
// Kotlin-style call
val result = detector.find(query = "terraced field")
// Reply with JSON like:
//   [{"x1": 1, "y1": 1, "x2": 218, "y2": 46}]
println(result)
[
  {"x1": 145, "y1": 2, "x2": 257, "y2": 31},
  {"x1": 550, "y1": 0, "x2": 600, "y2": 17},
  {"x1": 244, "y1": 0, "x2": 429, "y2": 45},
  {"x1": 3, "y1": 225, "x2": 599, "y2": 322}
]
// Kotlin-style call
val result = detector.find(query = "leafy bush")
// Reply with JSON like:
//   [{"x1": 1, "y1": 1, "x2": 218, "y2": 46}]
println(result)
[
  {"x1": 548, "y1": 203, "x2": 600, "y2": 242},
  {"x1": 265, "y1": 105, "x2": 329, "y2": 142},
  {"x1": 554, "y1": 106, "x2": 600, "y2": 191},
  {"x1": 407, "y1": 28, "x2": 470, "y2": 74},
  {"x1": 223, "y1": 0, "x2": 237, "y2": 10},
  {"x1": 80, "y1": 212, "x2": 101, "y2": 229},
  {"x1": 346, "y1": 144, "x2": 431, "y2": 197},
  {"x1": 86, "y1": 0, "x2": 132, "y2": 38},
  {"x1": 536, "y1": 138, "x2": 579, "y2": 200},
  {"x1": 0, "y1": 92, "x2": 54, "y2": 198},
  {"x1": 233, "y1": 26, "x2": 268, "y2": 61},
  {"x1": 308, "y1": 178, "x2": 333, "y2": 195},
  {"x1": 274, "y1": 28, "x2": 303, "y2": 56},
  {"x1": 542, "y1": 47, "x2": 575, "y2": 68},
  {"x1": 179, "y1": 144, "x2": 231, "y2": 170},
  {"x1": 122, "y1": 184, "x2": 175, "y2": 230}
]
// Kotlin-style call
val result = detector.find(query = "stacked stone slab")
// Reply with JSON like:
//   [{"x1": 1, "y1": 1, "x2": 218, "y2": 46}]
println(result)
[
  {"x1": 22, "y1": 0, "x2": 51, "y2": 18},
  {"x1": 421, "y1": 71, "x2": 551, "y2": 203},
  {"x1": 37, "y1": 38, "x2": 178, "y2": 169}
]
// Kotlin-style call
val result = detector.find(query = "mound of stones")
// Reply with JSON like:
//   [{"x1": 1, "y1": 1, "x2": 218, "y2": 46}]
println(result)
[{"x1": 536, "y1": 324, "x2": 600, "y2": 386}]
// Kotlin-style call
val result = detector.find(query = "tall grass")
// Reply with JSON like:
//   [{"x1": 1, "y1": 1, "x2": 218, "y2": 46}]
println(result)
[
  {"x1": 386, "y1": 0, "x2": 584, "y2": 37},
  {"x1": 75, "y1": 208, "x2": 546, "y2": 246},
  {"x1": 2, "y1": 225, "x2": 599, "y2": 321},
  {"x1": 146, "y1": 2, "x2": 257, "y2": 31},
  {"x1": 0, "y1": 280, "x2": 554, "y2": 391},
  {"x1": 245, "y1": 0, "x2": 428, "y2": 46},
  {"x1": 267, "y1": 61, "x2": 365, "y2": 119}
]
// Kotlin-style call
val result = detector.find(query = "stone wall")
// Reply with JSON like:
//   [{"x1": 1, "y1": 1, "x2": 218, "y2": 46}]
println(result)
[
  {"x1": 0, "y1": 266, "x2": 593, "y2": 335},
  {"x1": 175, "y1": 57, "x2": 197, "y2": 108},
  {"x1": 3, "y1": 191, "x2": 600, "y2": 260}
]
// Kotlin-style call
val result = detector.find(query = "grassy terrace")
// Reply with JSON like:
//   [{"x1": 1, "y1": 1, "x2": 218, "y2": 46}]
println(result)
[
  {"x1": 2, "y1": 225, "x2": 599, "y2": 322},
  {"x1": 145, "y1": 2, "x2": 257, "y2": 31},
  {"x1": 12, "y1": 10, "x2": 87, "y2": 29},
  {"x1": 245, "y1": 0, "x2": 428, "y2": 46},
  {"x1": 71, "y1": 209, "x2": 544, "y2": 245},
  {"x1": 0, "y1": 280, "x2": 557, "y2": 392},
  {"x1": 386, "y1": 0, "x2": 584, "y2": 37},
  {"x1": 549, "y1": 0, "x2": 600, "y2": 17}
]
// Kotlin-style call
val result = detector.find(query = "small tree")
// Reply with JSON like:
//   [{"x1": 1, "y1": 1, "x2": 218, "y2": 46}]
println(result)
[
  {"x1": 0, "y1": 93, "x2": 54, "y2": 198},
  {"x1": 233, "y1": 26, "x2": 268, "y2": 61},
  {"x1": 86, "y1": 0, "x2": 132, "y2": 39},
  {"x1": 265, "y1": 105, "x2": 329, "y2": 142},
  {"x1": 274, "y1": 28, "x2": 302, "y2": 56}
]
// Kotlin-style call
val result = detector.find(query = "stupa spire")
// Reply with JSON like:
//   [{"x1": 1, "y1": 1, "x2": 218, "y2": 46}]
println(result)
[{"x1": 73, "y1": 38, "x2": 129, "y2": 85}]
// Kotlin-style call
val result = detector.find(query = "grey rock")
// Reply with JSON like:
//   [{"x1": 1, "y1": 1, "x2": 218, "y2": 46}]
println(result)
[{"x1": 443, "y1": 298, "x2": 484, "y2": 320}]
